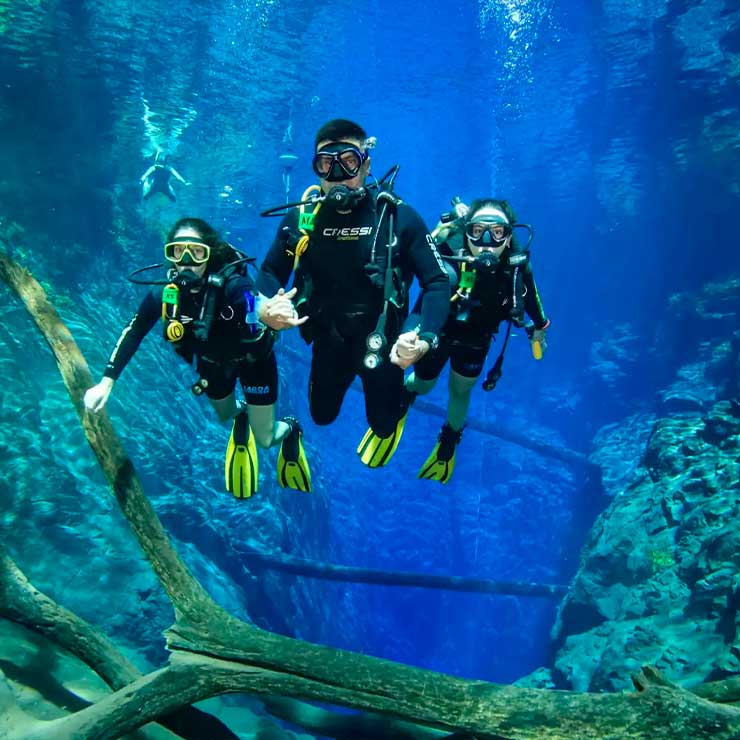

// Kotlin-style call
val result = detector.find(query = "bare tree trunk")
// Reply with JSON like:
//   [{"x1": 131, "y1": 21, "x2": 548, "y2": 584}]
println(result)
[{"x1": 0, "y1": 551, "x2": 239, "y2": 739}]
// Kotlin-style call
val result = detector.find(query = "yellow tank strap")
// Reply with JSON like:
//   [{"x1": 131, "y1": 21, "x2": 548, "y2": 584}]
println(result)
[{"x1": 292, "y1": 184, "x2": 323, "y2": 271}]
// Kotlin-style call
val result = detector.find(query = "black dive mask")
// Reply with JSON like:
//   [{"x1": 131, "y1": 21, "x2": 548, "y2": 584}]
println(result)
[
  {"x1": 465, "y1": 217, "x2": 512, "y2": 248},
  {"x1": 312, "y1": 142, "x2": 367, "y2": 182},
  {"x1": 324, "y1": 185, "x2": 367, "y2": 211}
]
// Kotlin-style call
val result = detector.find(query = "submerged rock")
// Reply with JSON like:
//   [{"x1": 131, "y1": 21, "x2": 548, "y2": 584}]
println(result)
[{"x1": 550, "y1": 397, "x2": 740, "y2": 691}]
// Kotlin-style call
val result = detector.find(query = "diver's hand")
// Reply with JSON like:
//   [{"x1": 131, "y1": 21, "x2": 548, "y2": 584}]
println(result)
[
  {"x1": 390, "y1": 331, "x2": 431, "y2": 369},
  {"x1": 84, "y1": 377, "x2": 114, "y2": 413},
  {"x1": 259, "y1": 287, "x2": 308, "y2": 331}
]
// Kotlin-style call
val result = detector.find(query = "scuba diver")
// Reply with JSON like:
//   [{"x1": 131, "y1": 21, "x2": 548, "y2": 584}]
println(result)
[
  {"x1": 405, "y1": 198, "x2": 550, "y2": 484},
  {"x1": 256, "y1": 118, "x2": 450, "y2": 468},
  {"x1": 140, "y1": 149, "x2": 189, "y2": 202},
  {"x1": 83, "y1": 217, "x2": 311, "y2": 498}
]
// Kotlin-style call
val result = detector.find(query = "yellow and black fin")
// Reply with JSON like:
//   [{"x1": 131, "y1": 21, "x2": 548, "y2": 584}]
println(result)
[
  {"x1": 277, "y1": 417, "x2": 312, "y2": 492},
  {"x1": 225, "y1": 411, "x2": 258, "y2": 498},
  {"x1": 356, "y1": 410, "x2": 410, "y2": 468},
  {"x1": 418, "y1": 424, "x2": 464, "y2": 484}
]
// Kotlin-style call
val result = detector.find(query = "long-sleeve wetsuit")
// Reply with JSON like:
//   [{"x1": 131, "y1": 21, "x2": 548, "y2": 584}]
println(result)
[
  {"x1": 103, "y1": 271, "x2": 278, "y2": 404},
  {"x1": 412, "y1": 239, "x2": 549, "y2": 381},
  {"x1": 257, "y1": 189, "x2": 449, "y2": 435}
]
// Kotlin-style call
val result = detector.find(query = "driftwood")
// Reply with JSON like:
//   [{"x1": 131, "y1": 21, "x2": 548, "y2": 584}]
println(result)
[
  {"x1": 241, "y1": 549, "x2": 567, "y2": 598},
  {"x1": 0, "y1": 553, "x2": 240, "y2": 740},
  {"x1": 0, "y1": 553, "x2": 442, "y2": 740},
  {"x1": 259, "y1": 695, "x2": 449, "y2": 739},
  {"x1": 2, "y1": 248, "x2": 740, "y2": 740}
]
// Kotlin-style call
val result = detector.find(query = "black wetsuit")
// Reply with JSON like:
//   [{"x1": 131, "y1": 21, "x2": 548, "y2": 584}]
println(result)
[
  {"x1": 143, "y1": 165, "x2": 177, "y2": 202},
  {"x1": 104, "y1": 270, "x2": 278, "y2": 404},
  {"x1": 257, "y1": 190, "x2": 449, "y2": 436},
  {"x1": 412, "y1": 241, "x2": 548, "y2": 380}
]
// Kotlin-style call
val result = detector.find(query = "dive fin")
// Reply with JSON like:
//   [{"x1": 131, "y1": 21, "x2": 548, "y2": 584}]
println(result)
[
  {"x1": 224, "y1": 411, "x2": 258, "y2": 498},
  {"x1": 418, "y1": 424, "x2": 464, "y2": 484},
  {"x1": 356, "y1": 410, "x2": 409, "y2": 468},
  {"x1": 277, "y1": 417, "x2": 312, "y2": 492}
]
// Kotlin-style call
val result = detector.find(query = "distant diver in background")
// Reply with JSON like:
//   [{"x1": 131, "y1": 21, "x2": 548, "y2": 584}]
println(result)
[
  {"x1": 256, "y1": 118, "x2": 450, "y2": 469},
  {"x1": 140, "y1": 149, "x2": 190, "y2": 202},
  {"x1": 406, "y1": 198, "x2": 550, "y2": 484},
  {"x1": 83, "y1": 217, "x2": 311, "y2": 497}
]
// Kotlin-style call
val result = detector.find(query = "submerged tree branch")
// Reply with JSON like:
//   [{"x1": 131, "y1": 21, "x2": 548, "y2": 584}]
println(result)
[
  {"x1": 2, "y1": 249, "x2": 740, "y2": 740},
  {"x1": 0, "y1": 549, "x2": 239, "y2": 740},
  {"x1": 0, "y1": 252, "x2": 216, "y2": 623},
  {"x1": 240, "y1": 549, "x2": 567, "y2": 598}
]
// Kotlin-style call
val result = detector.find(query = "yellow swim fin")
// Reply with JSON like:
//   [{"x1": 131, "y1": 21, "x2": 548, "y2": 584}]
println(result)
[
  {"x1": 277, "y1": 417, "x2": 311, "y2": 492},
  {"x1": 225, "y1": 411, "x2": 258, "y2": 498},
  {"x1": 418, "y1": 424, "x2": 464, "y2": 484},
  {"x1": 356, "y1": 409, "x2": 409, "y2": 468}
]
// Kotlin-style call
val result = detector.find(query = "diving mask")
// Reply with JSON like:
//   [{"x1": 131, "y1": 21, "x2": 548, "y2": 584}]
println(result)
[
  {"x1": 465, "y1": 209, "x2": 512, "y2": 248},
  {"x1": 164, "y1": 239, "x2": 211, "y2": 265},
  {"x1": 312, "y1": 142, "x2": 368, "y2": 182}
]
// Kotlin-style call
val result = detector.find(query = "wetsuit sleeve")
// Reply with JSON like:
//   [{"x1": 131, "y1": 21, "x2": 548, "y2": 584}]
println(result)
[
  {"x1": 255, "y1": 211, "x2": 298, "y2": 297},
  {"x1": 522, "y1": 262, "x2": 549, "y2": 328},
  {"x1": 103, "y1": 290, "x2": 161, "y2": 380},
  {"x1": 398, "y1": 205, "x2": 450, "y2": 335},
  {"x1": 403, "y1": 239, "x2": 457, "y2": 332}
]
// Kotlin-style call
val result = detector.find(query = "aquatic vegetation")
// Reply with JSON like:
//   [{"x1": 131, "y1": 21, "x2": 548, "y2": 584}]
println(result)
[{"x1": 648, "y1": 548, "x2": 675, "y2": 574}]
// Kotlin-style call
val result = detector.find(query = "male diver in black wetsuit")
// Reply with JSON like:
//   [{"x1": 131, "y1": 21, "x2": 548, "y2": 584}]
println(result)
[
  {"x1": 406, "y1": 198, "x2": 550, "y2": 484},
  {"x1": 83, "y1": 217, "x2": 311, "y2": 498},
  {"x1": 257, "y1": 119, "x2": 450, "y2": 468}
]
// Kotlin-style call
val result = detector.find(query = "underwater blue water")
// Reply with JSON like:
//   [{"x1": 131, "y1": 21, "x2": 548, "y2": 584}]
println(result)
[{"x1": 1, "y1": 0, "x2": 739, "y2": 692}]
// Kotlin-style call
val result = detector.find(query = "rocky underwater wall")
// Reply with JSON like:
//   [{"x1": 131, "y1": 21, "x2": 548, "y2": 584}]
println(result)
[{"x1": 536, "y1": 278, "x2": 740, "y2": 691}]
